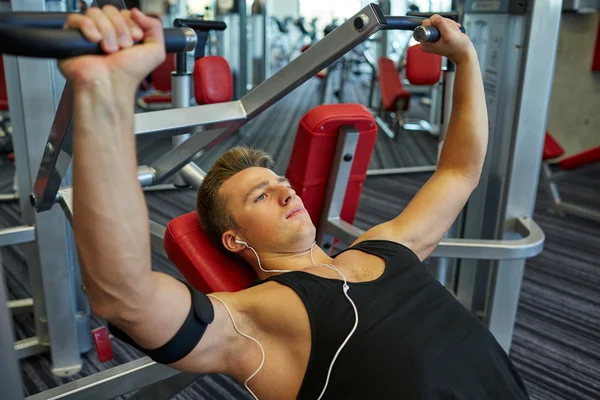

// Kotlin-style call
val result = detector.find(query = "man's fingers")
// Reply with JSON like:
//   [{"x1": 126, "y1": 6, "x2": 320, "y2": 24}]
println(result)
[
  {"x1": 87, "y1": 7, "x2": 118, "y2": 53},
  {"x1": 121, "y1": 10, "x2": 144, "y2": 42},
  {"x1": 130, "y1": 8, "x2": 164, "y2": 48},
  {"x1": 99, "y1": 5, "x2": 132, "y2": 49},
  {"x1": 64, "y1": 13, "x2": 102, "y2": 42}
]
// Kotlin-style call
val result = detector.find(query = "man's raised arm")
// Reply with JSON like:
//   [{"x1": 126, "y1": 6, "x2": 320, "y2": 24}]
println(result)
[
  {"x1": 358, "y1": 15, "x2": 489, "y2": 260},
  {"x1": 60, "y1": 6, "x2": 237, "y2": 373}
]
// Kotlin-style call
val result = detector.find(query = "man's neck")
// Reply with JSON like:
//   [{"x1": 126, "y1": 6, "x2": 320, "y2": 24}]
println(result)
[{"x1": 252, "y1": 245, "x2": 334, "y2": 280}]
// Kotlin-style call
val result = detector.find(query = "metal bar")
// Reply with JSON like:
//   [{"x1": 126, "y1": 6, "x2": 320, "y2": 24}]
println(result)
[
  {"x1": 142, "y1": 184, "x2": 180, "y2": 192},
  {"x1": 485, "y1": 0, "x2": 561, "y2": 353},
  {"x1": 556, "y1": 202, "x2": 600, "y2": 223},
  {"x1": 171, "y1": 72, "x2": 192, "y2": 187},
  {"x1": 31, "y1": 82, "x2": 74, "y2": 212},
  {"x1": 150, "y1": 220, "x2": 167, "y2": 257},
  {"x1": 15, "y1": 336, "x2": 47, "y2": 359},
  {"x1": 240, "y1": 4, "x2": 386, "y2": 119},
  {"x1": 9, "y1": 297, "x2": 34, "y2": 315},
  {"x1": 238, "y1": 0, "x2": 248, "y2": 97},
  {"x1": 317, "y1": 126, "x2": 359, "y2": 248},
  {"x1": 367, "y1": 165, "x2": 437, "y2": 175},
  {"x1": 374, "y1": 115, "x2": 396, "y2": 139},
  {"x1": 25, "y1": 358, "x2": 180, "y2": 400},
  {"x1": 149, "y1": 128, "x2": 220, "y2": 184},
  {"x1": 180, "y1": 162, "x2": 206, "y2": 190},
  {"x1": 321, "y1": 216, "x2": 544, "y2": 261},
  {"x1": 58, "y1": 187, "x2": 73, "y2": 224},
  {"x1": 127, "y1": 372, "x2": 200, "y2": 400},
  {"x1": 134, "y1": 101, "x2": 246, "y2": 137},
  {"x1": 1, "y1": 252, "x2": 25, "y2": 400},
  {"x1": 0, "y1": 225, "x2": 36, "y2": 246},
  {"x1": 5, "y1": 40, "x2": 84, "y2": 375}
]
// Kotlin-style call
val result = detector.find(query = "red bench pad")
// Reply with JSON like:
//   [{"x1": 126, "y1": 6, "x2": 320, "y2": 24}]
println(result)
[
  {"x1": 286, "y1": 104, "x2": 378, "y2": 229},
  {"x1": 405, "y1": 44, "x2": 442, "y2": 86},
  {"x1": 194, "y1": 56, "x2": 233, "y2": 105},
  {"x1": 164, "y1": 212, "x2": 256, "y2": 293},
  {"x1": 378, "y1": 57, "x2": 411, "y2": 112}
]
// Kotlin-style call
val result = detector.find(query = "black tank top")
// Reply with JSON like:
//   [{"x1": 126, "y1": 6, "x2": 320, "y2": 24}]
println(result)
[{"x1": 253, "y1": 240, "x2": 530, "y2": 399}]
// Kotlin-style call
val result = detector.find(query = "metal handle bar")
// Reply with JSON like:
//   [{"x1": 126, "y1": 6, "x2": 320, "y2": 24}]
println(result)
[
  {"x1": 0, "y1": 12, "x2": 228, "y2": 58},
  {"x1": 383, "y1": 16, "x2": 466, "y2": 42}
]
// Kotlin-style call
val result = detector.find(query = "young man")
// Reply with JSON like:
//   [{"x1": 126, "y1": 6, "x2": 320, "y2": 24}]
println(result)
[{"x1": 62, "y1": 6, "x2": 530, "y2": 400}]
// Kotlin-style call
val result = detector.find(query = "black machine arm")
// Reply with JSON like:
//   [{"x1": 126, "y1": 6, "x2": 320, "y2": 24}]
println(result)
[
  {"x1": 383, "y1": 15, "x2": 466, "y2": 42},
  {"x1": 0, "y1": 12, "x2": 200, "y2": 58}
]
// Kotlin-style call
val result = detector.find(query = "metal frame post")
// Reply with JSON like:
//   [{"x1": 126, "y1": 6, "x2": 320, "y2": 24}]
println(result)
[
  {"x1": 4, "y1": 0, "x2": 90, "y2": 374},
  {"x1": 317, "y1": 126, "x2": 360, "y2": 251},
  {"x1": 459, "y1": 0, "x2": 560, "y2": 352}
]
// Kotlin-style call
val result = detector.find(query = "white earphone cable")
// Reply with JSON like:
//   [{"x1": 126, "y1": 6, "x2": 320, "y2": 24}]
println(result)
[{"x1": 207, "y1": 294, "x2": 265, "y2": 400}]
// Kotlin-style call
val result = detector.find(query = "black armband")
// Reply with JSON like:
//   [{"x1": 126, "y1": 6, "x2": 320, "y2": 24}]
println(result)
[{"x1": 108, "y1": 282, "x2": 214, "y2": 364}]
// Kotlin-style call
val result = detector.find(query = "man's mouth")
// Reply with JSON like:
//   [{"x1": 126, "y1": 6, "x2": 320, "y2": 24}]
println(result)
[{"x1": 286, "y1": 207, "x2": 305, "y2": 219}]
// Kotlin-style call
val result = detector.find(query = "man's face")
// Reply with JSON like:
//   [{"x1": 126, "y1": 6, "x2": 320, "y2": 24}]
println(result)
[{"x1": 219, "y1": 167, "x2": 316, "y2": 252}]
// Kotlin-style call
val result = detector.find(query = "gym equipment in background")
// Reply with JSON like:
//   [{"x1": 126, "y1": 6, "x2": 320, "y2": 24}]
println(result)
[
  {"x1": 541, "y1": 132, "x2": 600, "y2": 222},
  {"x1": 0, "y1": 2, "x2": 557, "y2": 398}
]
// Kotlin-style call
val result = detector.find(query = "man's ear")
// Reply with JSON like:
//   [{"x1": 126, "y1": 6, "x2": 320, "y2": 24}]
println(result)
[{"x1": 222, "y1": 231, "x2": 247, "y2": 253}]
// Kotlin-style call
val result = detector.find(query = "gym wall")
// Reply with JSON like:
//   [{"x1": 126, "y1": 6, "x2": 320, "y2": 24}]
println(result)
[
  {"x1": 546, "y1": 12, "x2": 600, "y2": 157},
  {"x1": 271, "y1": 0, "x2": 299, "y2": 17}
]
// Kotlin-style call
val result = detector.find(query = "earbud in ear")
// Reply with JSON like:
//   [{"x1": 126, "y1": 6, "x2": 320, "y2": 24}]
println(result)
[{"x1": 235, "y1": 240, "x2": 248, "y2": 247}]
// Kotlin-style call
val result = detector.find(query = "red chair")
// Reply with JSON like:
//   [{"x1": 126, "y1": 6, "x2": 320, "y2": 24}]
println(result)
[
  {"x1": 377, "y1": 46, "x2": 442, "y2": 139},
  {"x1": 163, "y1": 104, "x2": 377, "y2": 292}
]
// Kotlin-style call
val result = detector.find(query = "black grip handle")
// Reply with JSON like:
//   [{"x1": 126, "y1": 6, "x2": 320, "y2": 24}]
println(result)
[
  {"x1": 0, "y1": 25, "x2": 195, "y2": 58},
  {"x1": 0, "y1": 12, "x2": 70, "y2": 29},
  {"x1": 383, "y1": 16, "x2": 427, "y2": 31},
  {"x1": 174, "y1": 18, "x2": 227, "y2": 31},
  {"x1": 383, "y1": 15, "x2": 466, "y2": 43},
  {"x1": 406, "y1": 11, "x2": 460, "y2": 22}
]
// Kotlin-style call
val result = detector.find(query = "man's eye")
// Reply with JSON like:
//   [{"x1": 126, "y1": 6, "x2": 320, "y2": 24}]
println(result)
[{"x1": 256, "y1": 193, "x2": 265, "y2": 202}]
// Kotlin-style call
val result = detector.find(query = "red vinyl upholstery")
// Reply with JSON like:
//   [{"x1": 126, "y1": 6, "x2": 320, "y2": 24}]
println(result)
[
  {"x1": 164, "y1": 212, "x2": 256, "y2": 293},
  {"x1": 287, "y1": 104, "x2": 378, "y2": 229},
  {"x1": 143, "y1": 94, "x2": 172, "y2": 104},
  {"x1": 543, "y1": 132, "x2": 565, "y2": 161},
  {"x1": 405, "y1": 45, "x2": 442, "y2": 86},
  {"x1": 152, "y1": 53, "x2": 175, "y2": 92},
  {"x1": 378, "y1": 57, "x2": 411, "y2": 112},
  {"x1": 0, "y1": 57, "x2": 8, "y2": 110},
  {"x1": 164, "y1": 105, "x2": 377, "y2": 292},
  {"x1": 194, "y1": 56, "x2": 233, "y2": 105},
  {"x1": 559, "y1": 145, "x2": 600, "y2": 170}
]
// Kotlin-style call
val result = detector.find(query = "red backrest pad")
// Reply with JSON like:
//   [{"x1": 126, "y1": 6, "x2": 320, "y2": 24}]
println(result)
[
  {"x1": 377, "y1": 57, "x2": 410, "y2": 112},
  {"x1": 543, "y1": 132, "x2": 565, "y2": 161},
  {"x1": 0, "y1": 57, "x2": 8, "y2": 110},
  {"x1": 152, "y1": 53, "x2": 175, "y2": 92},
  {"x1": 559, "y1": 145, "x2": 600, "y2": 170},
  {"x1": 194, "y1": 56, "x2": 233, "y2": 105},
  {"x1": 286, "y1": 104, "x2": 378, "y2": 229},
  {"x1": 164, "y1": 212, "x2": 257, "y2": 293},
  {"x1": 405, "y1": 45, "x2": 442, "y2": 86}
]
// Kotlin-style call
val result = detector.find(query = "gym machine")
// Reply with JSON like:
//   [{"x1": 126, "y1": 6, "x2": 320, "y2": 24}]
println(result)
[{"x1": 0, "y1": 2, "x2": 552, "y2": 398}]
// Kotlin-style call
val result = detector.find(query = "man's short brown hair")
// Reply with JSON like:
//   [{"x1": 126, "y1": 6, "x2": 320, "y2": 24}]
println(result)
[{"x1": 196, "y1": 146, "x2": 274, "y2": 250}]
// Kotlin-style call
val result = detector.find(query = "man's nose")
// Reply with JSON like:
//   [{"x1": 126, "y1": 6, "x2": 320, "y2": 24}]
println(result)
[{"x1": 280, "y1": 187, "x2": 295, "y2": 205}]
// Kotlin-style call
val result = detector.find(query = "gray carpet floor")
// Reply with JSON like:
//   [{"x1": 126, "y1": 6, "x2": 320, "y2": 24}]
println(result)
[{"x1": 2, "y1": 72, "x2": 599, "y2": 399}]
